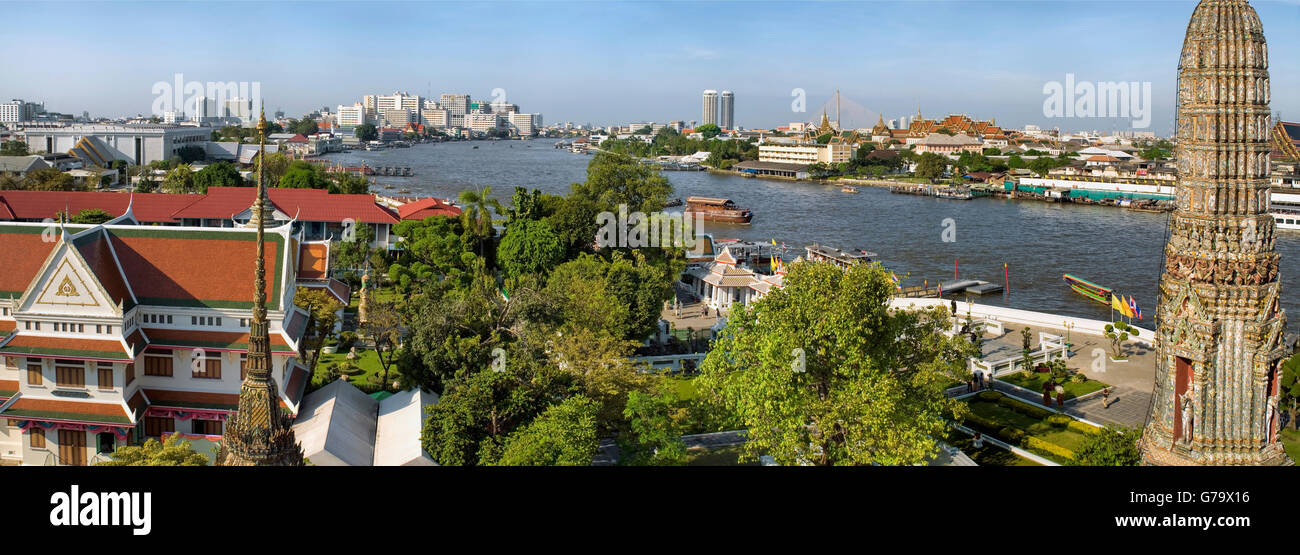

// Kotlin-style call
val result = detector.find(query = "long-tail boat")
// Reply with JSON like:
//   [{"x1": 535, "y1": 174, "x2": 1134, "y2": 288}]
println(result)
[{"x1": 1063, "y1": 274, "x2": 1112, "y2": 305}]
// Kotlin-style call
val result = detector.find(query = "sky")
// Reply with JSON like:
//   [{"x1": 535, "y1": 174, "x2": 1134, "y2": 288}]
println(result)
[{"x1": 2, "y1": 0, "x2": 1297, "y2": 133}]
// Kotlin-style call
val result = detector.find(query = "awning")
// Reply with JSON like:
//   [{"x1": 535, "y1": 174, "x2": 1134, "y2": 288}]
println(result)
[
  {"x1": 0, "y1": 396, "x2": 133, "y2": 426},
  {"x1": 141, "y1": 328, "x2": 297, "y2": 355},
  {"x1": 0, "y1": 334, "x2": 134, "y2": 362}
]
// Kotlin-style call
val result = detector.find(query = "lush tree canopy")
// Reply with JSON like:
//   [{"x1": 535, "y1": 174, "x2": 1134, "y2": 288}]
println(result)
[
  {"x1": 95, "y1": 435, "x2": 209, "y2": 466},
  {"x1": 696, "y1": 261, "x2": 975, "y2": 466}
]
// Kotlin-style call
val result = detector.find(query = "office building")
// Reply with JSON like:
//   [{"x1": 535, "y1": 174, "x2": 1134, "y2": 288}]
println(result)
[
  {"x1": 702, "y1": 90, "x2": 718, "y2": 126},
  {"x1": 720, "y1": 90, "x2": 734, "y2": 130}
]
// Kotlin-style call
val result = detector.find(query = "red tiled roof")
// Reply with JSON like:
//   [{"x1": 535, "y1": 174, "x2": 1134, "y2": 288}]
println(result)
[
  {"x1": 73, "y1": 229, "x2": 135, "y2": 310},
  {"x1": 109, "y1": 227, "x2": 282, "y2": 308},
  {"x1": 0, "y1": 334, "x2": 133, "y2": 361},
  {"x1": 397, "y1": 197, "x2": 462, "y2": 220},
  {"x1": 298, "y1": 243, "x2": 329, "y2": 280},
  {"x1": 0, "y1": 225, "x2": 58, "y2": 295},
  {"x1": 0, "y1": 190, "x2": 202, "y2": 223},
  {"x1": 172, "y1": 187, "x2": 399, "y2": 224},
  {"x1": 1, "y1": 397, "x2": 132, "y2": 425}
]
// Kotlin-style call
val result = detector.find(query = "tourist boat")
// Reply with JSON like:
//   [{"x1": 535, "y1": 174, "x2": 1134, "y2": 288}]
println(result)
[
  {"x1": 1271, "y1": 188, "x2": 1300, "y2": 231},
  {"x1": 684, "y1": 196, "x2": 753, "y2": 224},
  {"x1": 841, "y1": 186, "x2": 859, "y2": 194},
  {"x1": 933, "y1": 187, "x2": 973, "y2": 200},
  {"x1": 1062, "y1": 274, "x2": 1113, "y2": 305}
]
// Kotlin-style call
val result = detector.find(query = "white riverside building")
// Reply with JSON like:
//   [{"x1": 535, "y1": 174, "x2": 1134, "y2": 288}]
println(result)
[{"x1": 21, "y1": 124, "x2": 212, "y2": 166}]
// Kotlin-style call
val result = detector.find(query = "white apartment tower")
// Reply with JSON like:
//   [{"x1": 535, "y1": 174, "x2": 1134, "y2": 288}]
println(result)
[
  {"x1": 719, "y1": 91, "x2": 734, "y2": 130},
  {"x1": 702, "y1": 90, "x2": 719, "y2": 126}
]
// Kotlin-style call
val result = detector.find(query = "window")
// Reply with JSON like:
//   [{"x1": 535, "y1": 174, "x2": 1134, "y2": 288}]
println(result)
[
  {"x1": 58, "y1": 429, "x2": 86, "y2": 466},
  {"x1": 191, "y1": 419, "x2": 222, "y2": 435},
  {"x1": 144, "y1": 351, "x2": 173, "y2": 377},
  {"x1": 125, "y1": 363, "x2": 135, "y2": 386},
  {"x1": 55, "y1": 362, "x2": 86, "y2": 388},
  {"x1": 97, "y1": 362, "x2": 114, "y2": 390},
  {"x1": 192, "y1": 351, "x2": 221, "y2": 379},
  {"x1": 95, "y1": 325, "x2": 102, "y2": 334},
  {"x1": 96, "y1": 433, "x2": 116, "y2": 455},
  {"x1": 26, "y1": 363, "x2": 42, "y2": 386},
  {"x1": 144, "y1": 416, "x2": 174, "y2": 438},
  {"x1": 30, "y1": 428, "x2": 45, "y2": 449}
]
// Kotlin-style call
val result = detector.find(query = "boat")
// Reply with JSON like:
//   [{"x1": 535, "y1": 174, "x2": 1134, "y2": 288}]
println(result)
[
  {"x1": 684, "y1": 196, "x2": 753, "y2": 224},
  {"x1": 841, "y1": 186, "x2": 859, "y2": 194},
  {"x1": 664, "y1": 198, "x2": 683, "y2": 208},
  {"x1": 1063, "y1": 274, "x2": 1113, "y2": 305},
  {"x1": 933, "y1": 187, "x2": 973, "y2": 200},
  {"x1": 1271, "y1": 188, "x2": 1300, "y2": 231}
]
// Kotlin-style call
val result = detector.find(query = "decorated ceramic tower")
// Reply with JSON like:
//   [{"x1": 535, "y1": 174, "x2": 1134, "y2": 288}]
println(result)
[
  {"x1": 1141, "y1": 0, "x2": 1291, "y2": 466},
  {"x1": 219, "y1": 111, "x2": 305, "y2": 466}
]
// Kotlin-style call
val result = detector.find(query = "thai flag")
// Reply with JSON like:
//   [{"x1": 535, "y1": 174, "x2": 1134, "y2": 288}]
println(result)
[{"x1": 1128, "y1": 296, "x2": 1141, "y2": 320}]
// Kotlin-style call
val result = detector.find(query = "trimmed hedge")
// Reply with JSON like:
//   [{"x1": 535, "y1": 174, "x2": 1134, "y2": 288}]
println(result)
[
  {"x1": 1046, "y1": 413, "x2": 1072, "y2": 427},
  {"x1": 1067, "y1": 420, "x2": 1102, "y2": 435},
  {"x1": 977, "y1": 390, "x2": 1002, "y2": 402},
  {"x1": 1026, "y1": 436, "x2": 1076, "y2": 461},
  {"x1": 995, "y1": 394, "x2": 1053, "y2": 419}
]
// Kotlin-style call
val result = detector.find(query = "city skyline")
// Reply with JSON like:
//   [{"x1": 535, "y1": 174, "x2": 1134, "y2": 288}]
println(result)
[{"x1": 1, "y1": 1, "x2": 1298, "y2": 132}]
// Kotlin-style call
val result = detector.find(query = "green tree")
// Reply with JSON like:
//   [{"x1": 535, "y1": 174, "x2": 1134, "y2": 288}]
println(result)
[
  {"x1": 289, "y1": 118, "x2": 319, "y2": 136},
  {"x1": 696, "y1": 260, "x2": 976, "y2": 466},
  {"x1": 620, "y1": 387, "x2": 688, "y2": 465},
  {"x1": 192, "y1": 161, "x2": 245, "y2": 192},
  {"x1": 294, "y1": 286, "x2": 344, "y2": 372},
  {"x1": 361, "y1": 299, "x2": 403, "y2": 389},
  {"x1": 66, "y1": 208, "x2": 114, "y2": 224},
  {"x1": 1280, "y1": 355, "x2": 1299, "y2": 431},
  {"x1": 22, "y1": 167, "x2": 83, "y2": 191},
  {"x1": 329, "y1": 171, "x2": 370, "y2": 195},
  {"x1": 1104, "y1": 321, "x2": 1139, "y2": 359},
  {"x1": 355, "y1": 123, "x2": 378, "y2": 142},
  {"x1": 495, "y1": 395, "x2": 600, "y2": 466},
  {"x1": 497, "y1": 218, "x2": 565, "y2": 278},
  {"x1": 914, "y1": 152, "x2": 947, "y2": 180},
  {"x1": 95, "y1": 435, "x2": 209, "y2": 466},
  {"x1": 0, "y1": 140, "x2": 29, "y2": 156},
  {"x1": 1073, "y1": 427, "x2": 1142, "y2": 466},
  {"x1": 279, "y1": 160, "x2": 328, "y2": 189},
  {"x1": 175, "y1": 145, "x2": 206, "y2": 164},
  {"x1": 254, "y1": 151, "x2": 291, "y2": 187},
  {"x1": 457, "y1": 185, "x2": 504, "y2": 258},
  {"x1": 695, "y1": 123, "x2": 721, "y2": 139},
  {"x1": 161, "y1": 164, "x2": 196, "y2": 193}
]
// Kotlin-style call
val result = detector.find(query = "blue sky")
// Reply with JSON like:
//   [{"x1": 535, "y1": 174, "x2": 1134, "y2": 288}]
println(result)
[{"x1": 2, "y1": 0, "x2": 1297, "y2": 133}]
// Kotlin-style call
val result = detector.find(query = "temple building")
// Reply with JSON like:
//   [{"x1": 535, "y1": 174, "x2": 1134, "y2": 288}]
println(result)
[
  {"x1": 682, "y1": 247, "x2": 786, "y2": 314},
  {"x1": 1141, "y1": 0, "x2": 1291, "y2": 466}
]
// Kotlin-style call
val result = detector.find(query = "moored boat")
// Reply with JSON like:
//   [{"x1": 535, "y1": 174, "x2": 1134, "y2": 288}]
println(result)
[
  {"x1": 1063, "y1": 273, "x2": 1113, "y2": 305},
  {"x1": 841, "y1": 186, "x2": 859, "y2": 194},
  {"x1": 684, "y1": 196, "x2": 753, "y2": 224}
]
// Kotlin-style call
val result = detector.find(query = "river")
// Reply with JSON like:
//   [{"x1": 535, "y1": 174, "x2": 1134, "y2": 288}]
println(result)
[{"x1": 321, "y1": 140, "x2": 1300, "y2": 333}]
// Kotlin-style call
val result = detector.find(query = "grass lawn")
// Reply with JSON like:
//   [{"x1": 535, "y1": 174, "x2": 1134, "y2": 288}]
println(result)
[
  {"x1": 314, "y1": 347, "x2": 394, "y2": 388},
  {"x1": 999, "y1": 371, "x2": 1108, "y2": 400},
  {"x1": 1282, "y1": 428, "x2": 1300, "y2": 462}
]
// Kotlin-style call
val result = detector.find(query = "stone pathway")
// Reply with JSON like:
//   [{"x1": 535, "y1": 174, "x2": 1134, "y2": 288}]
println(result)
[{"x1": 1065, "y1": 386, "x2": 1152, "y2": 428}]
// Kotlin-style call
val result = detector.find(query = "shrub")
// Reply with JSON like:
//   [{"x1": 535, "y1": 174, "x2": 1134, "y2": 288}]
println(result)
[
  {"x1": 963, "y1": 413, "x2": 1001, "y2": 434},
  {"x1": 977, "y1": 390, "x2": 1002, "y2": 402},
  {"x1": 999, "y1": 426, "x2": 1026, "y2": 444},
  {"x1": 996, "y1": 395, "x2": 1053, "y2": 419},
  {"x1": 1026, "y1": 436, "x2": 1076, "y2": 461},
  {"x1": 1068, "y1": 420, "x2": 1103, "y2": 435},
  {"x1": 1046, "y1": 413, "x2": 1072, "y2": 427},
  {"x1": 338, "y1": 331, "x2": 358, "y2": 351},
  {"x1": 323, "y1": 363, "x2": 342, "y2": 382},
  {"x1": 1070, "y1": 372, "x2": 1088, "y2": 384}
]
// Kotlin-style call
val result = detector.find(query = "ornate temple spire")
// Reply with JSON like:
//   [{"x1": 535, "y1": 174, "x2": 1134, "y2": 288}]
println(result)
[
  {"x1": 219, "y1": 110, "x2": 304, "y2": 466},
  {"x1": 1141, "y1": 0, "x2": 1290, "y2": 466}
]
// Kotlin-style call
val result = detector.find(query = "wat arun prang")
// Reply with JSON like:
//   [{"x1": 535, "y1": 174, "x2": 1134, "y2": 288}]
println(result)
[
  {"x1": 1141, "y1": 0, "x2": 1291, "y2": 466},
  {"x1": 218, "y1": 112, "x2": 305, "y2": 466}
]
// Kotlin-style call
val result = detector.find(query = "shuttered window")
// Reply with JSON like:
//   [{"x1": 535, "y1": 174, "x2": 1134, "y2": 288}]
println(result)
[
  {"x1": 144, "y1": 352, "x2": 173, "y2": 376},
  {"x1": 144, "y1": 416, "x2": 174, "y2": 438},
  {"x1": 26, "y1": 363, "x2": 42, "y2": 386},
  {"x1": 55, "y1": 363, "x2": 85, "y2": 388},
  {"x1": 30, "y1": 428, "x2": 45, "y2": 449},
  {"x1": 97, "y1": 362, "x2": 114, "y2": 390}
]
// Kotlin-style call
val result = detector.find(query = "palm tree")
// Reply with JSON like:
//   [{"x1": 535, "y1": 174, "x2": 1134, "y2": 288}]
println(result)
[{"x1": 457, "y1": 186, "x2": 504, "y2": 256}]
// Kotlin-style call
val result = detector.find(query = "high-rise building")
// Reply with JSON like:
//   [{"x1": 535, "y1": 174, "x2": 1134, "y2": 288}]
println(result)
[
  {"x1": 440, "y1": 94, "x2": 470, "y2": 116},
  {"x1": 464, "y1": 112, "x2": 500, "y2": 134},
  {"x1": 422, "y1": 108, "x2": 450, "y2": 129},
  {"x1": 362, "y1": 95, "x2": 378, "y2": 118},
  {"x1": 490, "y1": 101, "x2": 518, "y2": 114},
  {"x1": 337, "y1": 104, "x2": 366, "y2": 127},
  {"x1": 0, "y1": 99, "x2": 42, "y2": 123},
  {"x1": 702, "y1": 90, "x2": 719, "y2": 126},
  {"x1": 219, "y1": 112, "x2": 306, "y2": 467},
  {"x1": 1141, "y1": 0, "x2": 1291, "y2": 466},
  {"x1": 508, "y1": 113, "x2": 539, "y2": 136},
  {"x1": 719, "y1": 90, "x2": 734, "y2": 130}
]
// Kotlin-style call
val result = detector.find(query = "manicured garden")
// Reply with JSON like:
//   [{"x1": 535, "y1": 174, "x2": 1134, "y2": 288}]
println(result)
[
  {"x1": 959, "y1": 390, "x2": 1103, "y2": 465},
  {"x1": 999, "y1": 370, "x2": 1108, "y2": 400},
  {"x1": 946, "y1": 435, "x2": 1042, "y2": 467},
  {"x1": 312, "y1": 346, "x2": 394, "y2": 391},
  {"x1": 1282, "y1": 428, "x2": 1300, "y2": 462}
]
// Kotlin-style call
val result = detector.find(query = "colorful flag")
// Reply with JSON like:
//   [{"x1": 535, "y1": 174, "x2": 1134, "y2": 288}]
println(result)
[
  {"x1": 1128, "y1": 296, "x2": 1141, "y2": 320},
  {"x1": 889, "y1": 271, "x2": 902, "y2": 290},
  {"x1": 1111, "y1": 294, "x2": 1127, "y2": 316}
]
